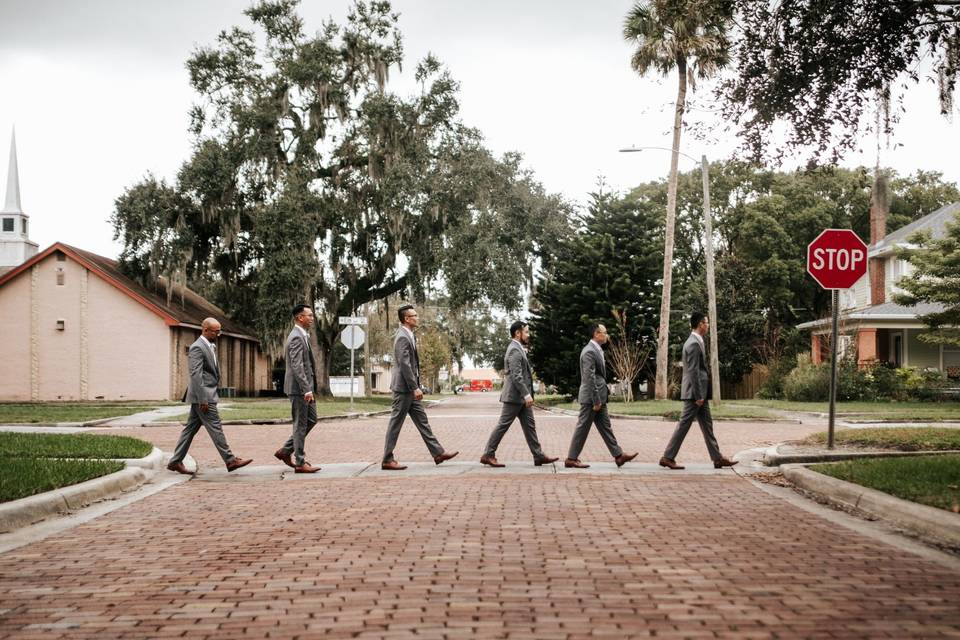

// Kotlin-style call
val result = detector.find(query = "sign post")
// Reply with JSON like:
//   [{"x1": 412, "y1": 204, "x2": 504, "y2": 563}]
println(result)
[
  {"x1": 338, "y1": 316, "x2": 368, "y2": 410},
  {"x1": 806, "y1": 229, "x2": 868, "y2": 449}
]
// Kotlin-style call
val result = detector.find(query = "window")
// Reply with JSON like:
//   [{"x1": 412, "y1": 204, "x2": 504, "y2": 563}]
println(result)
[
  {"x1": 56, "y1": 252, "x2": 66, "y2": 262},
  {"x1": 56, "y1": 267, "x2": 65, "y2": 286},
  {"x1": 21, "y1": 219, "x2": 27, "y2": 235},
  {"x1": 1, "y1": 218, "x2": 12, "y2": 232}
]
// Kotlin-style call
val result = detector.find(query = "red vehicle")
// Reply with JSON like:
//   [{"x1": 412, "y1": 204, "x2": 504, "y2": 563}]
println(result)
[{"x1": 462, "y1": 379, "x2": 493, "y2": 392}]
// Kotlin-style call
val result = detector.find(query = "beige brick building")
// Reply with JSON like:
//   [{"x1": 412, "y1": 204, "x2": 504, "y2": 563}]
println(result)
[{"x1": 0, "y1": 242, "x2": 271, "y2": 401}]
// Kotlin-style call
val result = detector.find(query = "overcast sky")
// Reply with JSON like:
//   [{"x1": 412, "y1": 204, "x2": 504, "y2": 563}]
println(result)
[{"x1": 1, "y1": 0, "x2": 957, "y2": 258}]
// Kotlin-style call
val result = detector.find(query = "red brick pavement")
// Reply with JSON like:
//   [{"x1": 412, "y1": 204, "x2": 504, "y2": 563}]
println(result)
[
  {"x1": 103, "y1": 394, "x2": 821, "y2": 469},
  {"x1": 1, "y1": 474, "x2": 959, "y2": 638}
]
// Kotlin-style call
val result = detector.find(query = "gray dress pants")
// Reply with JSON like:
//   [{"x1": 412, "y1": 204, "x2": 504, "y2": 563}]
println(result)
[
  {"x1": 663, "y1": 400, "x2": 721, "y2": 461},
  {"x1": 382, "y1": 392, "x2": 444, "y2": 463},
  {"x1": 279, "y1": 395, "x2": 319, "y2": 466},
  {"x1": 484, "y1": 403, "x2": 546, "y2": 460},
  {"x1": 170, "y1": 403, "x2": 235, "y2": 466},
  {"x1": 567, "y1": 403, "x2": 623, "y2": 460}
]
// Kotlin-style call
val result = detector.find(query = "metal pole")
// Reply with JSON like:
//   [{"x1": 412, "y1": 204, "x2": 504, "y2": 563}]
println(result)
[
  {"x1": 828, "y1": 289, "x2": 839, "y2": 449},
  {"x1": 363, "y1": 305, "x2": 371, "y2": 397},
  {"x1": 701, "y1": 155, "x2": 721, "y2": 405},
  {"x1": 349, "y1": 326, "x2": 355, "y2": 411}
]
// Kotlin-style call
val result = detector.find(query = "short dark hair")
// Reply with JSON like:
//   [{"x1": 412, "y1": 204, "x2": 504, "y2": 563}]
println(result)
[
  {"x1": 398, "y1": 304, "x2": 415, "y2": 323},
  {"x1": 588, "y1": 323, "x2": 601, "y2": 339},
  {"x1": 292, "y1": 304, "x2": 310, "y2": 318},
  {"x1": 690, "y1": 312, "x2": 707, "y2": 329},
  {"x1": 509, "y1": 320, "x2": 528, "y2": 339}
]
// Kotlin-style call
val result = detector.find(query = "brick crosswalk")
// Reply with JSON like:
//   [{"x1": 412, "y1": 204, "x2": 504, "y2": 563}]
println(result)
[{"x1": 2, "y1": 395, "x2": 959, "y2": 638}]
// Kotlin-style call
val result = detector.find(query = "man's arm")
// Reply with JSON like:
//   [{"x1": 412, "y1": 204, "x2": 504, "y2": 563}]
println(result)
[
  {"x1": 187, "y1": 344, "x2": 211, "y2": 408},
  {"x1": 684, "y1": 342, "x2": 706, "y2": 402},
  {"x1": 288, "y1": 337, "x2": 313, "y2": 394},
  {"x1": 507, "y1": 347, "x2": 532, "y2": 404},
  {"x1": 397, "y1": 338, "x2": 419, "y2": 391},
  {"x1": 591, "y1": 350, "x2": 606, "y2": 406}
]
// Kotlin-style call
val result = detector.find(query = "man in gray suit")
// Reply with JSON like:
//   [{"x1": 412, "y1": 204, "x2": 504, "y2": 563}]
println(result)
[
  {"x1": 565, "y1": 323, "x2": 638, "y2": 469},
  {"x1": 659, "y1": 312, "x2": 738, "y2": 470},
  {"x1": 274, "y1": 304, "x2": 321, "y2": 473},
  {"x1": 167, "y1": 317, "x2": 252, "y2": 474},
  {"x1": 480, "y1": 321, "x2": 559, "y2": 467},
  {"x1": 381, "y1": 304, "x2": 458, "y2": 470}
]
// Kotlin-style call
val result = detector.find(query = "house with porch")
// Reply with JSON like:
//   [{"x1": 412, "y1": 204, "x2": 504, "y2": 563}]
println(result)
[{"x1": 798, "y1": 200, "x2": 960, "y2": 380}]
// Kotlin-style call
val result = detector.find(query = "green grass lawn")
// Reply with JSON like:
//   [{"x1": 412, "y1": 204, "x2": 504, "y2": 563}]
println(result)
[
  {"x1": 0, "y1": 433, "x2": 153, "y2": 503},
  {"x1": 802, "y1": 427, "x2": 960, "y2": 451},
  {"x1": 160, "y1": 397, "x2": 398, "y2": 422},
  {"x1": 0, "y1": 432, "x2": 153, "y2": 459},
  {"x1": 731, "y1": 399, "x2": 960, "y2": 421},
  {"x1": 811, "y1": 455, "x2": 960, "y2": 512},
  {"x1": 555, "y1": 399, "x2": 779, "y2": 420},
  {"x1": 0, "y1": 458, "x2": 125, "y2": 503},
  {"x1": 0, "y1": 403, "x2": 163, "y2": 424}
]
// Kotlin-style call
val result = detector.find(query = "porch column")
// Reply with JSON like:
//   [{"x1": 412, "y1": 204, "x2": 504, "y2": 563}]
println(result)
[
  {"x1": 857, "y1": 328, "x2": 878, "y2": 368},
  {"x1": 811, "y1": 334, "x2": 823, "y2": 364}
]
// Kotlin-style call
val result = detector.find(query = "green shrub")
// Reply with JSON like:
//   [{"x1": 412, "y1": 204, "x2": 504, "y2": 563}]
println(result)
[{"x1": 782, "y1": 355, "x2": 830, "y2": 401}]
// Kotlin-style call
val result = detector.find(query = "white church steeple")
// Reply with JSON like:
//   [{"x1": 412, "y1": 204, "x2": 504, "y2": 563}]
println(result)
[{"x1": 0, "y1": 127, "x2": 39, "y2": 269}]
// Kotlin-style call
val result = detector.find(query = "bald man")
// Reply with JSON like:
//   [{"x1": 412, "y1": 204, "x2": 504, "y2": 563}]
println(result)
[{"x1": 167, "y1": 318, "x2": 252, "y2": 474}]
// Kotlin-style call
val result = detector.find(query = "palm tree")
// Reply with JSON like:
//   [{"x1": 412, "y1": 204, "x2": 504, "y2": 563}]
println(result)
[{"x1": 623, "y1": 0, "x2": 731, "y2": 399}]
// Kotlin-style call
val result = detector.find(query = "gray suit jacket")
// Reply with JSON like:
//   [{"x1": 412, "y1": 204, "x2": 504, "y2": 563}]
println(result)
[
  {"x1": 284, "y1": 328, "x2": 316, "y2": 395},
  {"x1": 183, "y1": 337, "x2": 219, "y2": 404},
  {"x1": 680, "y1": 333, "x2": 711, "y2": 401},
  {"x1": 500, "y1": 340, "x2": 533, "y2": 404},
  {"x1": 577, "y1": 342, "x2": 608, "y2": 405},
  {"x1": 390, "y1": 328, "x2": 420, "y2": 393}
]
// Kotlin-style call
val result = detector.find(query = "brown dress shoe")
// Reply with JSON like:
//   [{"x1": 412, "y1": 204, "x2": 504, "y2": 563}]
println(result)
[
  {"x1": 274, "y1": 449, "x2": 295, "y2": 468},
  {"x1": 658, "y1": 456, "x2": 685, "y2": 470},
  {"x1": 564, "y1": 458, "x2": 590, "y2": 468},
  {"x1": 535, "y1": 456, "x2": 559, "y2": 466},
  {"x1": 434, "y1": 450, "x2": 459, "y2": 465},
  {"x1": 381, "y1": 460, "x2": 408, "y2": 471},
  {"x1": 714, "y1": 456, "x2": 739, "y2": 469},
  {"x1": 480, "y1": 455, "x2": 506, "y2": 468},
  {"x1": 294, "y1": 462, "x2": 321, "y2": 473},
  {"x1": 166, "y1": 461, "x2": 192, "y2": 475},
  {"x1": 615, "y1": 452, "x2": 639, "y2": 467},
  {"x1": 226, "y1": 457, "x2": 253, "y2": 472}
]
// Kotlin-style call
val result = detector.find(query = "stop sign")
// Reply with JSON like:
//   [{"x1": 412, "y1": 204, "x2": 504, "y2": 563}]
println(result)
[{"x1": 807, "y1": 229, "x2": 868, "y2": 289}]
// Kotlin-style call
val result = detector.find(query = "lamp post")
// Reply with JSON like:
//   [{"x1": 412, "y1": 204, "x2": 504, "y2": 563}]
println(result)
[{"x1": 619, "y1": 146, "x2": 722, "y2": 404}]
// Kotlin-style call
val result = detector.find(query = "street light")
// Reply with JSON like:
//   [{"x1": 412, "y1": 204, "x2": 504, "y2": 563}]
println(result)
[{"x1": 619, "y1": 146, "x2": 722, "y2": 404}]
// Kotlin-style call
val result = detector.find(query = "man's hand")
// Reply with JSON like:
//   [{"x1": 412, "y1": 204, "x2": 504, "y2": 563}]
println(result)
[
  {"x1": 593, "y1": 402, "x2": 602, "y2": 412},
  {"x1": 305, "y1": 391, "x2": 315, "y2": 404},
  {"x1": 524, "y1": 395, "x2": 534, "y2": 408},
  {"x1": 200, "y1": 403, "x2": 209, "y2": 413},
  {"x1": 695, "y1": 399, "x2": 704, "y2": 406},
  {"x1": 414, "y1": 388, "x2": 424, "y2": 400}
]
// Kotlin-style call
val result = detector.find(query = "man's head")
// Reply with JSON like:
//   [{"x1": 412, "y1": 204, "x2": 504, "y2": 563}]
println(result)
[
  {"x1": 510, "y1": 320, "x2": 530, "y2": 345},
  {"x1": 690, "y1": 312, "x2": 708, "y2": 336},
  {"x1": 292, "y1": 304, "x2": 315, "y2": 330},
  {"x1": 201, "y1": 317, "x2": 222, "y2": 343},
  {"x1": 589, "y1": 323, "x2": 609, "y2": 346},
  {"x1": 398, "y1": 304, "x2": 419, "y2": 329}
]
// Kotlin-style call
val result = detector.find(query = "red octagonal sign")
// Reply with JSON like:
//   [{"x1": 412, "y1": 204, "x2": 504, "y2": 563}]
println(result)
[{"x1": 807, "y1": 229, "x2": 868, "y2": 289}]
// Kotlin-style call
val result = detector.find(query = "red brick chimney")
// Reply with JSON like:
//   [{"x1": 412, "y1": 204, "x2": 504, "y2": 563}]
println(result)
[{"x1": 868, "y1": 170, "x2": 888, "y2": 305}]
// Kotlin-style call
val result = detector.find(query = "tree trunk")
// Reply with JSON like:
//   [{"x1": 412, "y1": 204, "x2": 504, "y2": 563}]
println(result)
[
  {"x1": 311, "y1": 327, "x2": 335, "y2": 398},
  {"x1": 655, "y1": 57, "x2": 687, "y2": 400}
]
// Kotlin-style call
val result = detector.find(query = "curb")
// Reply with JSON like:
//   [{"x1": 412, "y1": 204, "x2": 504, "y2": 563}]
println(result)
[
  {"x1": 782, "y1": 463, "x2": 960, "y2": 548},
  {"x1": 0, "y1": 447, "x2": 161, "y2": 533},
  {"x1": 764, "y1": 447, "x2": 960, "y2": 466},
  {"x1": 0, "y1": 466, "x2": 151, "y2": 533}
]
